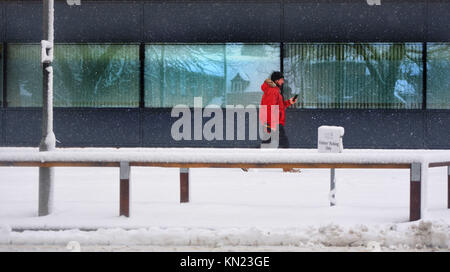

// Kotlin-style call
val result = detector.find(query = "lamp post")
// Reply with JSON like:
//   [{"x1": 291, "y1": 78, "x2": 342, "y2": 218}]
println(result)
[{"x1": 38, "y1": 0, "x2": 55, "y2": 216}]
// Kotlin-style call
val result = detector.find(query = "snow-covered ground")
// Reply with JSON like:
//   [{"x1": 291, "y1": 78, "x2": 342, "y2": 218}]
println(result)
[{"x1": 0, "y1": 148, "x2": 449, "y2": 251}]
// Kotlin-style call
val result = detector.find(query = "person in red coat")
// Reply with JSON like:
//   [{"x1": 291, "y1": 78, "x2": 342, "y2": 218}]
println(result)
[
  {"x1": 259, "y1": 71, "x2": 298, "y2": 149},
  {"x1": 257, "y1": 72, "x2": 299, "y2": 173}
]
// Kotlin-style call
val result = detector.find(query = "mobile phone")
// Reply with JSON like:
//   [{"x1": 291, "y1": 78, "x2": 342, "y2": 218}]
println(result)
[{"x1": 293, "y1": 94, "x2": 298, "y2": 101}]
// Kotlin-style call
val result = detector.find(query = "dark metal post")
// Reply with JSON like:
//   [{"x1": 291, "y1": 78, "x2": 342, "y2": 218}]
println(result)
[
  {"x1": 330, "y1": 168, "x2": 336, "y2": 206},
  {"x1": 180, "y1": 168, "x2": 189, "y2": 203},
  {"x1": 38, "y1": 0, "x2": 56, "y2": 216},
  {"x1": 410, "y1": 162, "x2": 421, "y2": 221},
  {"x1": 422, "y1": 42, "x2": 427, "y2": 110},
  {"x1": 120, "y1": 162, "x2": 130, "y2": 217},
  {"x1": 139, "y1": 43, "x2": 145, "y2": 108},
  {"x1": 2, "y1": 44, "x2": 7, "y2": 108},
  {"x1": 223, "y1": 44, "x2": 227, "y2": 106}
]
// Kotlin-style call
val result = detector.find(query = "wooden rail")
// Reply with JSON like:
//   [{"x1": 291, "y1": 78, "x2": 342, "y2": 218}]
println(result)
[
  {"x1": 0, "y1": 158, "x2": 449, "y2": 222},
  {"x1": 0, "y1": 161, "x2": 412, "y2": 169}
]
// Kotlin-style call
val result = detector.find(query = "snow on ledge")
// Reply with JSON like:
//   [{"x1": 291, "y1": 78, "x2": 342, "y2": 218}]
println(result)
[{"x1": 0, "y1": 148, "x2": 449, "y2": 165}]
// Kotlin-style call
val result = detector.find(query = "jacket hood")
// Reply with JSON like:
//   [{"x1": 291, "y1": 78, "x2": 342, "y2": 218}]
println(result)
[
  {"x1": 262, "y1": 78, "x2": 277, "y2": 93},
  {"x1": 265, "y1": 78, "x2": 277, "y2": 87}
]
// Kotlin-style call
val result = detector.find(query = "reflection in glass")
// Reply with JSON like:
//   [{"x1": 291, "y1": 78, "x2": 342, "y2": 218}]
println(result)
[
  {"x1": 145, "y1": 44, "x2": 280, "y2": 108},
  {"x1": 284, "y1": 43, "x2": 423, "y2": 109},
  {"x1": 427, "y1": 43, "x2": 450, "y2": 109},
  {"x1": 7, "y1": 44, "x2": 139, "y2": 107},
  {"x1": 0, "y1": 44, "x2": 3, "y2": 106},
  {"x1": 6, "y1": 44, "x2": 40, "y2": 106}
]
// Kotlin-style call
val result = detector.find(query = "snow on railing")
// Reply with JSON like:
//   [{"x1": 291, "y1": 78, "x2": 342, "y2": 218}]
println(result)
[{"x1": 0, "y1": 148, "x2": 449, "y2": 165}]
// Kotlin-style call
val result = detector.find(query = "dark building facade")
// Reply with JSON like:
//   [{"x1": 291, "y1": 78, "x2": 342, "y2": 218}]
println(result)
[{"x1": 0, "y1": 0, "x2": 449, "y2": 148}]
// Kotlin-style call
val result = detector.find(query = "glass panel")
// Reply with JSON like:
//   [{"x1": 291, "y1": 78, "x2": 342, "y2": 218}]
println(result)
[
  {"x1": 0, "y1": 44, "x2": 3, "y2": 106},
  {"x1": 145, "y1": 43, "x2": 280, "y2": 108},
  {"x1": 6, "y1": 44, "x2": 41, "y2": 107},
  {"x1": 284, "y1": 43, "x2": 423, "y2": 109},
  {"x1": 7, "y1": 43, "x2": 139, "y2": 107},
  {"x1": 427, "y1": 43, "x2": 450, "y2": 109}
]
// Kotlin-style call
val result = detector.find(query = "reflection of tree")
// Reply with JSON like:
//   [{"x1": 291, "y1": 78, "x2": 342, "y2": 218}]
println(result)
[
  {"x1": 427, "y1": 44, "x2": 450, "y2": 109},
  {"x1": 167, "y1": 45, "x2": 224, "y2": 75},
  {"x1": 352, "y1": 43, "x2": 410, "y2": 104},
  {"x1": 148, "y1": 44, "x2": 225, "y2": 107},
  {"x1": 147, "y1": 44, "x2": 280, "y2": 107},
  {"x1": 7, "y1": 45, "x2": 42, "y2": 106},
  {"x1": 53, "y1": 44, "x2": 139, "y2": 107},
  {"x1": 285, "y1": 43, "x2": 422, "y2": 108}
]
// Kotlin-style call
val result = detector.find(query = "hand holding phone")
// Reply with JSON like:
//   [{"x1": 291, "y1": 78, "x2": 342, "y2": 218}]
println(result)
[{"x1": 290, "y1": 94, "x2": 298, "y2": 104}]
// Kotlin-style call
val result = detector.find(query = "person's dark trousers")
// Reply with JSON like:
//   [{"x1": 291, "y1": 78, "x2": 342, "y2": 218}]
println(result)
[
  {"x1": 278, "y1": 125, "x2": 290, "y2": 148},
  {"x1": 260, "y1": 125, "x2": 289, "y2": 148}
]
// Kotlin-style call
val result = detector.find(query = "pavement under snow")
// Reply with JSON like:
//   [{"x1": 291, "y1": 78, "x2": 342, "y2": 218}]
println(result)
[{"x1": 0, "y1": 149, "x2": 449, "y2": 251}]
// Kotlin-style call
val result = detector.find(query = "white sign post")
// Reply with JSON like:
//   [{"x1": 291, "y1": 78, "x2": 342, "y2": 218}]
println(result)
[{"x1": 318, "y1": 126, "x2": 345, "y2": 206}]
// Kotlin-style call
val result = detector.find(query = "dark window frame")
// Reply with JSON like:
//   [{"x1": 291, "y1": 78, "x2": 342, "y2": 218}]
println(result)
[{"x1": 1, "y1": 43, "x2": 6, "y2": 108}]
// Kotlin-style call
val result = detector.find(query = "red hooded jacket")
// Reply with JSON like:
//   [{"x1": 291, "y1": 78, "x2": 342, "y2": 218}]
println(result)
[{"x1": 259, "y1": 79, "x2": 293, "y2": 128}]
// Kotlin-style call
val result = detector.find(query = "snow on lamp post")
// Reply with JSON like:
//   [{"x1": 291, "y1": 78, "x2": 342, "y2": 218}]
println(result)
[{"x1": 38, "y1": 0, "x2": 56, "y2": 216}]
